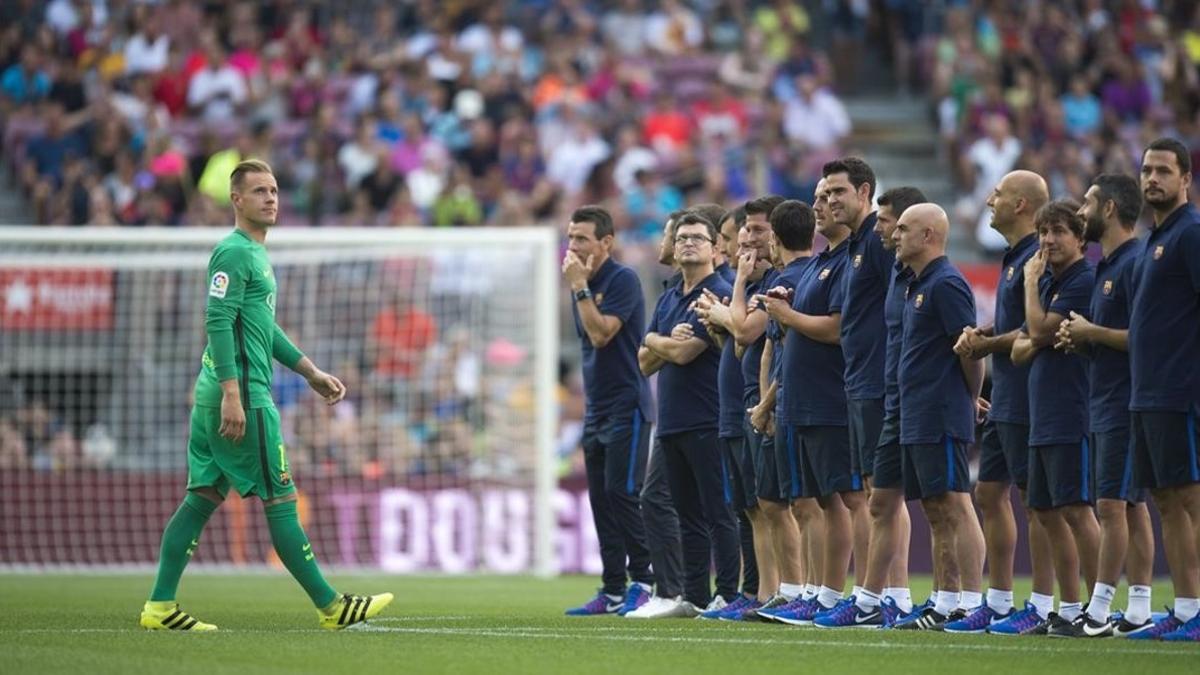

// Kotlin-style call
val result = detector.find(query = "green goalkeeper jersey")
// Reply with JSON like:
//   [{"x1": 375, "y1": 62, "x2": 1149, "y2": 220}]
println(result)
[{"x1": 193, "y1": 228, "x2": 304, "y2": 409}]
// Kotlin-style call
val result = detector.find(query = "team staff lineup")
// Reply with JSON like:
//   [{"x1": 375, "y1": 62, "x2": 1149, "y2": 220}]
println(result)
[{"x1": 561, "y1": 141, "x2": 1200, "y2": 641}]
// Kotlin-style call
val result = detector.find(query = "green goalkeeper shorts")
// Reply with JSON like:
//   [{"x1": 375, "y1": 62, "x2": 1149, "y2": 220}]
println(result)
[{"x1": 186, "y1": 404, "x2": 295, "y2": 500}]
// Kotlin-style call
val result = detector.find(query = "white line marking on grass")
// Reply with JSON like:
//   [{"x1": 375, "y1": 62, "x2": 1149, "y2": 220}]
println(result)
[
  {"x1": 370, "y1": 616, "x2": 474, "y2": 623},
  {"x1": 4, "y1": 625, "x2": 1196, "y2": 657}
]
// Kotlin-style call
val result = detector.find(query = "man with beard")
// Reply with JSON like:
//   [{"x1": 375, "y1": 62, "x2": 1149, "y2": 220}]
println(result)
[
  {"x1": 1053, "y1": 174, "x2": 1155, "y2": 637},
  {"x1": 1123, "y1": 138, "x2": 1200, "y2": 642}
]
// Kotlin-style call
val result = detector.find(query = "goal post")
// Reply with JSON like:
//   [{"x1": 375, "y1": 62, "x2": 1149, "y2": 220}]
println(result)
[{"x1": 0, "y1": 226, "x2": 559, "y2": 577}]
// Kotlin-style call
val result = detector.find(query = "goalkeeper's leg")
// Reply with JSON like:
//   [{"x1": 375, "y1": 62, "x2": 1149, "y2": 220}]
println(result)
[
  {"x1": 263, "y1": 495, "x2": 393, "y2": 630},
  {"x1": 140, "y1": 488, "x2": 222, "y2": 631}
]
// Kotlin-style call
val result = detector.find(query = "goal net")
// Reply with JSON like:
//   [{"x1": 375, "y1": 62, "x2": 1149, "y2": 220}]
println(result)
[{"x1": 0, "y1": 227, "x2": 559, "y2": 575}]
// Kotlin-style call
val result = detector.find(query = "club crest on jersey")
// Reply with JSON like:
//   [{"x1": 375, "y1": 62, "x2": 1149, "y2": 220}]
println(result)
[
  {"x1": 1154, "y1": 245, "x2": 1165, "y2": 260},
  {"x1": 1052, "y1": 293, "x2": 1060, "y2": 304},
  {"x1": 1103, "y1": 280, "x2": 1113, "y2": 296},
  {"x1": 209, "y1": 272, "x2": 229, "y2": 298},
  {"x1": 914, "y1": 293, "x2": 924, "y2": 308},
  {"x1": 819, "y1": 267, "x2": 831, "y2": 280},
  {"x1": 1007, "y1": 266, "x2": 1015, "y2": 280},
  {"x1": 279, "y1": 471, "x2": 291, "y2": 486},
  {"x1": 593, "y1": 292, "x2": 603, "y2": 306},
  {"x1": 853, "y1": 254, "x2": 863, "y2": 269}
]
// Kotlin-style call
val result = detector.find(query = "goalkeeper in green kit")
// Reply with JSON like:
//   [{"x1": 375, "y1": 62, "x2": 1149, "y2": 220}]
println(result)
[{"x1": 140, "y1": 159, "x2": 393, "y2": 631}]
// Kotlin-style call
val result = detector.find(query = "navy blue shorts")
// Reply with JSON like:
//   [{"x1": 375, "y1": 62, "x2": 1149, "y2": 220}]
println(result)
[
  {"x1": 1131, "y1": 410, "x2": 1200, "y2": 491},
  {"x1": 848, "y1": 398, "x2": 884, "y2": 480},
  {"x1": 872, "y1": 414, "x2": 904, "y2": 492},
  {"x1": 773, "y1": 424, "x2": 804, "y2": 502},
  {"x1": 1092, "y1": 430, "x2": 1145, "y2": 504},
  {"x1": 1027, "y1": 440, "x2": 1093, "y2": 510},
  {"x1": 750, "y1": 423, "x2": 785, "y2": 503},
  {"x1": 721, "y1": 434, "x2": 758, "y2": 512},
  {"x1": 901, "y1": 437, "x2": 969, "y2": 500},
  {"x1": 977, "y1": 420, "x2": 1030, "y2": 489},
  {"x1": 797, "y1": 425, "x2": 859, "y2": 498}
]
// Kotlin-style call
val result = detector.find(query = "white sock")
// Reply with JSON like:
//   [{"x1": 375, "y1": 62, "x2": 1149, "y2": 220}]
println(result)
[
  {"x1": 1175, "y1": 597, "x2": 1200, "y2": 622},
  {"x1": 778, "y1": 582, "x2": 803, "y2": 600},
  {"x1": 852, "y1": 585, "x2": 864, "y2": 599},
  {"x1": 636, "y1": 582, "x2": 653, "y2": 593},
  {"x1": 1126, "y1": 585, "x2": 1152, "y2": 624},
  {"x1": 803, "y1": 584, "x2": 819, "y2": 600},
  {"x1": 986, "y1": 588, "x2": 1014, "y2": 615},
  {"x1": 1029, "y1": 592, "x2": 1054, "y2": 620},
  {"x1": 885, "y1": 587, "x2": 913, "y2": 614},
  {"x1": 606, "y1": 593, "x2": 623, "y2": 602},
  {"x1": 857, "y1": 588, "x2": 881, "y2": 611},
  {"x1": 1059, "y1": 601, "x2": 1082, "y2": 622},
  {"x1": 817, "y1": 586, "x2": 842, "y2": 609},
  {"x1": 935, "y1": 590, "x2": 958, "y2": 617},
  {"x1": 1086, "y1": 583, "x2": 1116, "y2": 622},
  {"x1": 959, "y1": 590, "x2": 982, "y2": 610}
]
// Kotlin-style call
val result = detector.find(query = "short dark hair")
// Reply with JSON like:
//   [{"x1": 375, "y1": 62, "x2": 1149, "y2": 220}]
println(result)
[
  {"x1": 688, "y1": 203, "x2": 728, "y2": 235},
  {"x1": 744, "y1": 194, "x2": 786, "y2": 219},
  {"x1": 664, "y1": 209, "x2": 689, "y2": 239},
  {"x1": 721, "y1": 205, "x2": 747, "y2": 231},
  {"x1": 230, "y1": 159, "x2": 273, "y2": 191},
  {"x1": 1144, "y1": 137, "x2": 1192, "y2": 176},
  {"x1": 1091, "y1": 174, "x2": 1142, "y2": 227},
  {"x1": 822, "y1": 157, "x2": 877, "y2": 200},
  {"x1": 674, "y1": 211, "x2": 719, "y2": 244},
  {"x1": 570, "y1": 205, "x2": 614, "y2": 239},
  {"x1": 1035, "y1": 199, "x2": 1085, "y2": 240},
  {"x1": 876, "y1": 186, "x2": 927, "y2": 219},
  {"x1": 769, "y1": 200, "x2": 816, "y2": 251}
]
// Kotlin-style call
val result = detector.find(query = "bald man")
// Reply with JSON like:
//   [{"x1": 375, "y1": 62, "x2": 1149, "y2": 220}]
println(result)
[
  {"x1": 891, "y1": 204, "x2": 987, "y2": 630},
  {"x1": 951, "y1": 170, "x2": 1058, "y2": 635}
]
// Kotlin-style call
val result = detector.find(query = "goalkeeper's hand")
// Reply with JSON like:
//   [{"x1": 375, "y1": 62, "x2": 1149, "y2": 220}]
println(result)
[{"x1": 307, "y1": 370, "x2": 347, "y2": 405}]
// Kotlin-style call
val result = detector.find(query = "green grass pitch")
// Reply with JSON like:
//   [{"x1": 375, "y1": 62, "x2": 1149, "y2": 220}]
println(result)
[{"x1": 1, "y1": 574, "x2": 1195, "y2": 674}]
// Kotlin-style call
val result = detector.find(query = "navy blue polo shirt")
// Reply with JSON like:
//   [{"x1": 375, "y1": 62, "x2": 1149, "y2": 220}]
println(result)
[
  {"x1": 1026, "y1": 258, "x2": 1095, "y2": 446},
  {"x1": 1129, "y1": 204, "x2": 1200, "y2": 412},
  {"x1": 883, "y1": 262, "x2": 914, "y2": 419},
  {"x1": 765, "y1": 257, "x2": 814, "y2": 417},
  {"x1": 718, "y1": 324, "x2": 745, "y2": 438},
  {"x1": 649, "y1": 271, "x2": 734, "y2": 436},
  {"x1": 573, "y1": 258, "x2": 653, "y2": 422},
  {"x1": 779, "y1": 245, "x2": 849, "y2": 427},
  {"x1": 715, "y1": 261, "x2": 736, "y2": 284},
  {"x1": 898, "y1": 256, "x2": 977, "y2": 444},
  {"x1": 1088, "y1": 238, "x2": 1141, "y2": 433},
  {"x1": 989, "y1": 233, "x2": 1040, "y2": 425},
  {"x1": 840, "y1": 213, "x2": 893, "y2": 401},
  {"x1": 740, "y1": 275, "x2": 769, "y2": 409}
]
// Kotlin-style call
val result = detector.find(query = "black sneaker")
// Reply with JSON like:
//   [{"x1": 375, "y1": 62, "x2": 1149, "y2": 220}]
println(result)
[
  {"x1": 1043, "y1": 612, "x2": 1072, "y2": 637},
  {"x1": 1049, "y1": 613, "x2": 1113, "y2": 638},
  {"x1": 1113, "y1": 615, "x2": 1155, "y2": 638},
  {"x1": 894, "y1": 606, "x2": 949, "y2": 631}
]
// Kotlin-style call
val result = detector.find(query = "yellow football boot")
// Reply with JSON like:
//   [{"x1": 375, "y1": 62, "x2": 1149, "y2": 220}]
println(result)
[
  {"x1": 140, "y1": 601, "x2": 218, "y2": 631},
  {"x1": 318, "y1": 593, "x2": 394, "y2": 630}
]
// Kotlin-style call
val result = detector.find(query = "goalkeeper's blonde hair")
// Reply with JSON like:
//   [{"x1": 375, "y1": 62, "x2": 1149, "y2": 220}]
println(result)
[{"x1": 230, "y1": 159, "x2": 274, "y2": 191}]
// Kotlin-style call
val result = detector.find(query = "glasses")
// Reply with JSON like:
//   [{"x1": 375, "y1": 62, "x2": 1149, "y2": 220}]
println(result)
[{"x1": 674, "y1": 234, "x2": 713, "y2": 245}]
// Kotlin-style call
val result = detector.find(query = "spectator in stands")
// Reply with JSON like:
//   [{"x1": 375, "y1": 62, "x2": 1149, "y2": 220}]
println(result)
[{"x1": 1, "y1": 44, "x2": 50, "y2": 110}]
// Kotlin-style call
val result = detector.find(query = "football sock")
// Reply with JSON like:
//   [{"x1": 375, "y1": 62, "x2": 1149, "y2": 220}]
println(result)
[
  {"x1": 149, "y1": 492, "x2": 217, "y2": 602},
  {"x1": 1125, "y1": 585, "x2": 1152, "y2": 624},
  {"x1": 885, "y1": 587, "x2": 913, "y2": 614},
  {"x1": 959, "y1": 590, "x2": 982, "y2": 610},
  {"x1": 265, "y1": 500, "x2": 339, "y2": 609},
  {"x1": 1175, "y1": 597, "x2": 1200, "y2": 622},
  {"x1": 1059, "y1": 601, "x2": 1082, "y2": 622},
  {"x1": 1030, "y1": 592, "x2": 1054, "y2": 620},
  {"x1": 1086, "y1": 583, "x2": 1116, "y2": 622},
  {"x1": 934, "y1": 591, "x2": 958, "y2": 617},
  {"x1": 986, "y1": 588, "x2": 1014, "y2": 615},
  {"x1": 803, "y1": 584, "x2": 818, "y2": 600},
  {"x1": 817, "y1": 586, "x2": 842, "y2": 609},
  {"x1": 779, "y1": 582, "x2": 803, "y2": 600},
  {"x1": 856, "y1": 588, "x2": 881, "y2": 611}
]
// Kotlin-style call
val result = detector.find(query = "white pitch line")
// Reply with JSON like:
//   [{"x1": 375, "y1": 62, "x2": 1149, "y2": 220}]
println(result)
[{"x1": 4, "y1": 625, "x2": 1195, "y2": 657}]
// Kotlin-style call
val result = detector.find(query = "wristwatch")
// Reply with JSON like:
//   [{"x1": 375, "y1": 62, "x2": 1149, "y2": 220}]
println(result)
[{"x1": 574, "y1": 288, "x2": 593, "y2": 302}]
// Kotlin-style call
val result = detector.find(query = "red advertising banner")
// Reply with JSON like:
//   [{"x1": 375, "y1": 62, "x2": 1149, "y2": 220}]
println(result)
[
  {"x1": 0, "y1": 269, "x2": 114, "y2": 330},
  {"x1": 960, "y1": 263, "x2": 1000, "y2": 328}
]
